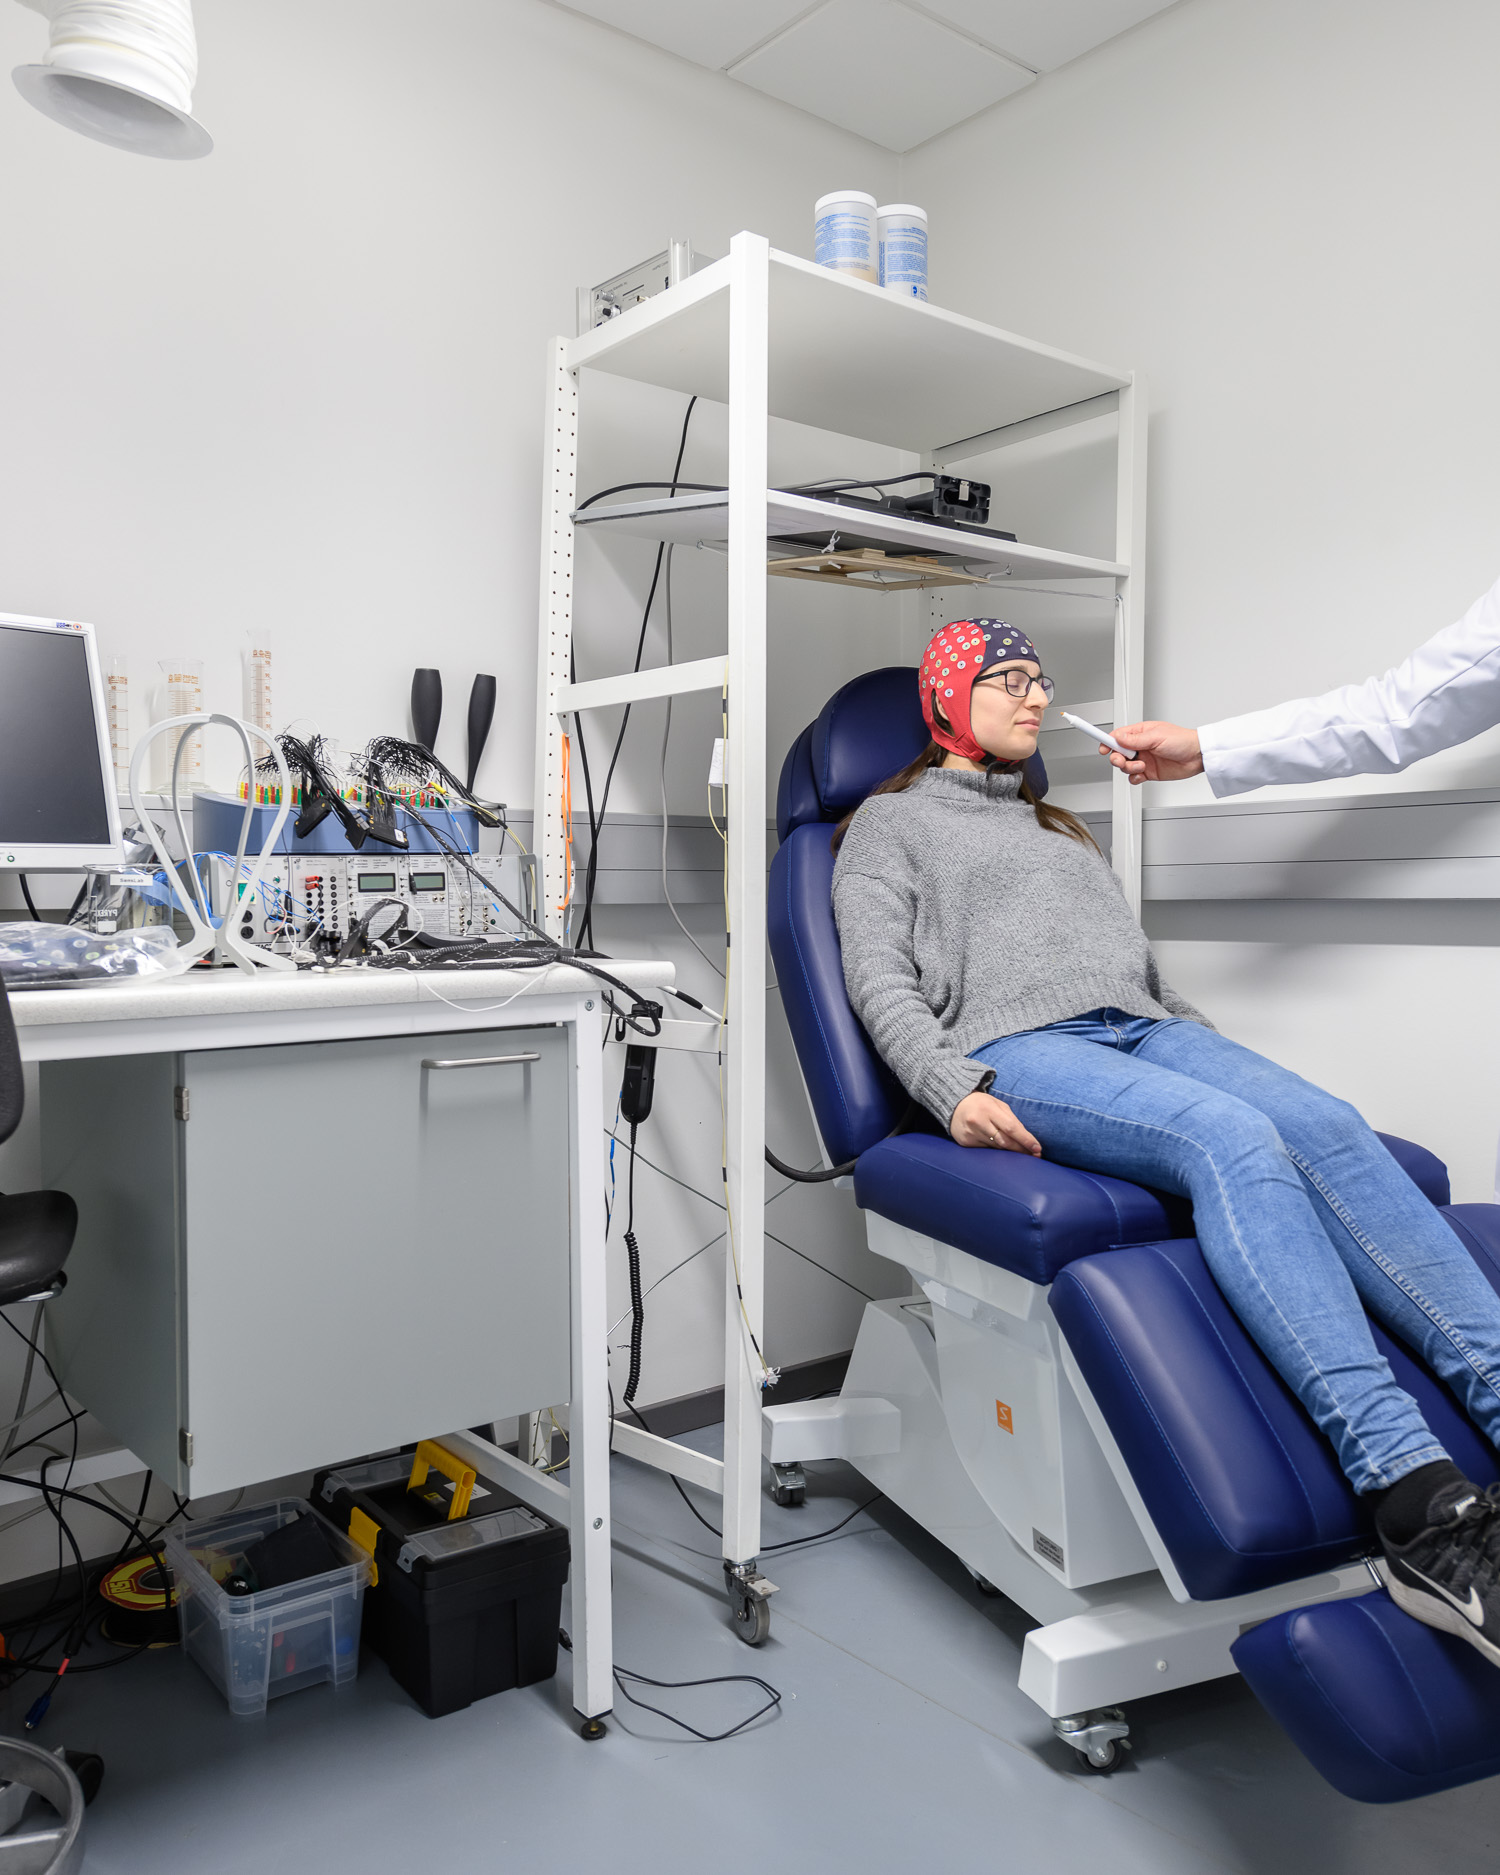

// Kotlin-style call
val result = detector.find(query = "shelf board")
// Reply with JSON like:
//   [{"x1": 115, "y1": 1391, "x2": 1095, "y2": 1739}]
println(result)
[
  {"x1": 573, "y1": 491, "x2": 1126, "y2": 584},
  {"x1": 568, "y1": 247, "x2": 1128, "y2": 453}
]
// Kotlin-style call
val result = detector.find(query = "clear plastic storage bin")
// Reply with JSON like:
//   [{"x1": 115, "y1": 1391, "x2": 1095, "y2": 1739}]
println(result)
[{"x1": 165, "y1": 1499, "x2": 373, "y2": 1717}]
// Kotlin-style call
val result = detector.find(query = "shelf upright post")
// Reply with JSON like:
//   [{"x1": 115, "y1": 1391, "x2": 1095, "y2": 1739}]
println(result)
[
  {"x1": 535, "y1": 336, "x2": 580, "y2": 940},
  {"x1": 1111, "y1": 372, "x2": 1148, "y2": 914},
  {"x1": 532, "y1": 337, "x2": 617, "y2": 1727},
  {"x1": 721, "y1": 231, "x2": 771, "y2": 1572},
  {"x1": 566, "y1": 993, "x2": 613, "y2": 1727}
]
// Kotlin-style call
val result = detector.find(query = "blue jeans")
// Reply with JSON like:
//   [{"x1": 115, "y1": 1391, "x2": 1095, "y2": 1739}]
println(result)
[{"x1": 971, "y1": 1011, "x2": 1500, "y2": 1494}]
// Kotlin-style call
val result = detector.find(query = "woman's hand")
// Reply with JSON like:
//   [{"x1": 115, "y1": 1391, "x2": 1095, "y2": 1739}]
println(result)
[{"x1": 951, "y1": 1091, "x2": 1041, "y2": 1155}]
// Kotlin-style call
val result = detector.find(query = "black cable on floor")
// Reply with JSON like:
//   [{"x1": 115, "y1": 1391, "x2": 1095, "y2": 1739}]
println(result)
[
  {"x1": 0, "y1": 1313, "x2": 173, "y2": 1684},
  {"x1": 558, "y1": 1628, "x2": 780, "y2": 1743},
  {"x1": 0, "y1": 1313, "x2": 85, "y2": 1666},
  {"x1": 617, "y1": 1395, "x2": 882, "y2": 1552},
  {"x1": 761, "y1": 1494, "x2": 885, "y2": 1552},
  {"x1": 0, "y1": 1476, "x2": 170, "y2": 1677},
  {"x1": 0, "y1": 1470, "x2": 185, "y2": 1681},
  {"x1": 611, "y1": 1661, "x2": 781, "y2": 1741}
]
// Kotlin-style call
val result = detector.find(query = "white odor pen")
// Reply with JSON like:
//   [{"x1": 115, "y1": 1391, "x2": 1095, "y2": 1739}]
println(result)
[{"x1": 1063, "y1": 711, "x2": 1137, "y2": 760}]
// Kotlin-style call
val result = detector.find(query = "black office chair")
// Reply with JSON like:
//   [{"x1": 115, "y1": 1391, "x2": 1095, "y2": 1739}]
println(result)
[
  {"x1": 0, "y1": 977, "x2": 76, "y2": 1306},
  {"x1": 0, "y1": 983, "x2": 108, "y2": 1825}
]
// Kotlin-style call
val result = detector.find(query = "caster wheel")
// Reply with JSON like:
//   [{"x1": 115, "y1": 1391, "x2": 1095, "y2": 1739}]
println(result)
[
  {"x1": 1054, "y1": 1707, "x2": 1130, "y2": 1775},
  {"x1": 733, "y1": 1596, "x2": 771, "y2": 1647},
  {"x1": 60, "y1": 1751, "x2": 104, "y2": 1805},
  {"x1": 771, "y1": 1483, "x2": 805, "y2": 1509},
  {"x1": 579, "y1": 1717, "x2": 607, "y2": 1741},
  {"x1": 973, "y1": 1574, "x2": 1002, "y2": 1597}
]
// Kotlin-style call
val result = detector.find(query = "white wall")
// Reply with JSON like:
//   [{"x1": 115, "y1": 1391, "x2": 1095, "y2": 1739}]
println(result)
[
  {"x1": 0, "y1": 0, "x2": 901, "y2": 802},
  {"x1": 0, "y1": 0, "x2": 913, "y2": 1580},
  {"x1": 903, "y1": 0, "x2": 1500, "y2": 1197}
]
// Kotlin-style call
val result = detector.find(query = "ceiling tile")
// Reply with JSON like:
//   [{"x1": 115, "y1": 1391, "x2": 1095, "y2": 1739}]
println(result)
[
  {"x1": 557, "y1": 1, "x2": 816, "y2": 72},
  {"x1": 728, "y1": 0, "x2": 1032, "y2": 152},
  {"x1": 921, "y1": 0, "x2": 1177, "y2": 72}
]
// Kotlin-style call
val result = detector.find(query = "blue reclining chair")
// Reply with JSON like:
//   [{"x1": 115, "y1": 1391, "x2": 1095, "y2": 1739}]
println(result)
[{"x1": 764, "y1": 666, "x2": 1500, "y2": 1801}]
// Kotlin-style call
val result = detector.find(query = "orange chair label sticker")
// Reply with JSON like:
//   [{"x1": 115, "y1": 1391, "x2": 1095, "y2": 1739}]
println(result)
[{"x1": 995, "y1": 1401, "x2": 1014, "y2": 1433}]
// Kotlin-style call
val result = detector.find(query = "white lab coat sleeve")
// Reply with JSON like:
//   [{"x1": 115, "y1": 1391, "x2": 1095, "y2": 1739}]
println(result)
[{"x1": 1197, "y1": 575, "x2": 1500, "y2": 798}]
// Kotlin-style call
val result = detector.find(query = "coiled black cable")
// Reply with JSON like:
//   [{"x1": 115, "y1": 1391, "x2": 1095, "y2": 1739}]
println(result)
[{"x1": 623, "y1": 1121, "x2": 645, "y2": 1406}]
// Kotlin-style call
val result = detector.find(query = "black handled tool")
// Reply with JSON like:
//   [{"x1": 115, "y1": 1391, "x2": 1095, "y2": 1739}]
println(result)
[
  {"x1": 466, "y1": 674, "x2": 496, "y2": 794},
  {"x1": 411, "y1": 669, "x2": 442, "y2": 753}
]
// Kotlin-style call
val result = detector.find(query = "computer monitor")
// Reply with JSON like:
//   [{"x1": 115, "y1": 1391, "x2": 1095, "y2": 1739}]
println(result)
[{"x1": 0, "y1": 612, "x2": 123, "y2": 872}]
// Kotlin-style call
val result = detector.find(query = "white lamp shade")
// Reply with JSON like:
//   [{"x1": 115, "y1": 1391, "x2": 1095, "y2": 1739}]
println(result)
[{"x1": 12, "y1": 0, "x2": 211, "y2": 158}]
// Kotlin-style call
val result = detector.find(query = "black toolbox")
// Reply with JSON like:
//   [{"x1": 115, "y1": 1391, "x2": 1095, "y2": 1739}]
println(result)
[{"x1": 312, "y1": 1452, "x2": 569, "y2": 1718}]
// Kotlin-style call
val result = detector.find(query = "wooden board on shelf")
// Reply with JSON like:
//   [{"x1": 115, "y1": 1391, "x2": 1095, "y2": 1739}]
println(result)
[{"x1": 767, "y1": 548, "x2": 991, "y2": 592}]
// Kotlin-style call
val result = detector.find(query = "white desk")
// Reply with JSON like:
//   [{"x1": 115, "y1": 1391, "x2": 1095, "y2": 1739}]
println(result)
[{"x1": 12, "y1": 958, "x2": 673, "y2": 1735}]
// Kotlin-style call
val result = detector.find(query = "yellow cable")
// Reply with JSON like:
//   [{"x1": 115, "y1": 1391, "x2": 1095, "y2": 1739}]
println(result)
[{"x1": 556, "y1": 733, "x2": 575, "y2": 916}]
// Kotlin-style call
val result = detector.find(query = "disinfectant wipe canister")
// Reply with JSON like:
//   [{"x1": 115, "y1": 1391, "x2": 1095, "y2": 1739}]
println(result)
[
  {"x1": 877, "y1": 204, "x2": 927, "y2": 300},
  {"x1": 814, "y1": 191, "x2": 877, "y2": 282}
]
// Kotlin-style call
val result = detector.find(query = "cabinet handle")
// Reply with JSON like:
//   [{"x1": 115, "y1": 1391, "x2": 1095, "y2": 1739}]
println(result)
[{"x1": 420, "y1": 1052, "x2": 541, "y2": 1070}]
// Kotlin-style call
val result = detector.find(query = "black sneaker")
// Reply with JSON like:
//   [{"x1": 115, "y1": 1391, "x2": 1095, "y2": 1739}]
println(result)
[{"x1": 1380, "y1": 1480, "x2": 1500, "y2": 1668}]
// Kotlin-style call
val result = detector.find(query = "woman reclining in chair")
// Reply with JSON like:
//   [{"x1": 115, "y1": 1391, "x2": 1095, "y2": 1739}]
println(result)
[{"x1": 832, "y1": 618, "x2": 1500, "y2": 1662}]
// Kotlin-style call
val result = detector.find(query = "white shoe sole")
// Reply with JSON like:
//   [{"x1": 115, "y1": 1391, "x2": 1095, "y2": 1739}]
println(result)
[{"x1": 1381, "y1": 1558, "x2": 1500, "y2": 1669}]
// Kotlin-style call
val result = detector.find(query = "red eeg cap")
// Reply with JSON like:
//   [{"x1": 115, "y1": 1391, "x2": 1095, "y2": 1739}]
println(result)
[{"x1": 919, "y1": 619, "x2": 1040, "y2": 763}]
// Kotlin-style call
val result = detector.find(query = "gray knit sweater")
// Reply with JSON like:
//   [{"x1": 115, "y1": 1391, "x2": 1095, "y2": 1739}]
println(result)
[{"x1": 832, "y1": 766, "x2": 1210, "y2": 1126}]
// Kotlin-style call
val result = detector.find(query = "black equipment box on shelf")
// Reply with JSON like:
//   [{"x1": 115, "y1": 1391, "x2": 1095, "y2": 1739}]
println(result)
[{"x1": 311, "y1": 1453, "x2": 569, "y2": 1718}]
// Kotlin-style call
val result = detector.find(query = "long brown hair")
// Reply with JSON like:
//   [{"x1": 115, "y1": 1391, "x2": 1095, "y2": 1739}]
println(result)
[{"x1": 830, "y1": 741, "x2": 1101, "y2": 854}]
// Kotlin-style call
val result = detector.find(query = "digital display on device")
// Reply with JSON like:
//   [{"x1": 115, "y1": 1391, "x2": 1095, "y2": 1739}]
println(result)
[
  {"x1": 356, "y1": 871, "x2": 397, "y2": 894},
  {"x1": 0, "y1": 624, "x2": 113, "y2": 849},
  {"x1": 408, "y1": 872, "x2": 444, "y2": 893}
]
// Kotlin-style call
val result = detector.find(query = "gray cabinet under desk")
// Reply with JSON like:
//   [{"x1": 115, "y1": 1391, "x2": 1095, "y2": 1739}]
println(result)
[{"x1": 40, "y1": 1025, "x2": 572, "y2": 1497}]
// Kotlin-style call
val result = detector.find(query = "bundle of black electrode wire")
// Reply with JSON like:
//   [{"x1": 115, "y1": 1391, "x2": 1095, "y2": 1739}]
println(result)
[{"x1": 251, "y1": 730, "x2": 683, "y2": 1041}]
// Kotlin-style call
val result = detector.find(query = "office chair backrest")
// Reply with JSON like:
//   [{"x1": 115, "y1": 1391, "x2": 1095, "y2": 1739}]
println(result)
[
  {"x1": 769, "y1": 665, "x2": 1047, "y2": 1165},
  {"x1": 0, "y1": 975, "x2": 21, "y2": 1148}
]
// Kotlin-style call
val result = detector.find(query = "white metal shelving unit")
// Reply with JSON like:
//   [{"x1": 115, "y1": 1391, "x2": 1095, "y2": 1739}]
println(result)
[{"x1": 535, "y1": 232, "x2": 1146, "y2": 1635}]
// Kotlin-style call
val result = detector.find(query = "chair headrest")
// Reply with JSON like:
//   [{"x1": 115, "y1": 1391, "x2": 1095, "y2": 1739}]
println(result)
[{"x1": 810, "y1": 668, "x2": 928, "y2": 815}]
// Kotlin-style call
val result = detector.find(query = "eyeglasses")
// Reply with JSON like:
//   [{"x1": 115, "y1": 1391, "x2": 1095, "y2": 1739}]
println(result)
[{"x1": 976, "y1": 669, "x2": 1055, "y2": 701}]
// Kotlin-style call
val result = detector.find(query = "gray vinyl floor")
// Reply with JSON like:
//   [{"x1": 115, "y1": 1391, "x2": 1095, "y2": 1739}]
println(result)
[{"x1": 8, "y1": 1427, "x2": 1500, "y2": 1875}]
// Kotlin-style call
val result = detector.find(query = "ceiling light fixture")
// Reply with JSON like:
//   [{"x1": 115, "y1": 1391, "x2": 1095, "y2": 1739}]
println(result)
[{"x1": 12, "y1": 0, "x2": 212, "y2": 159}]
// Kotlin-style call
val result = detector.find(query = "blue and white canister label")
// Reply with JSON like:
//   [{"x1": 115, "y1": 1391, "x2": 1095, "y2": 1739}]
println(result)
[
  {"x1": 815, "y1": 202, "x2": 877, "y2": 281},
  {"x1": 879, "y1": 213, "x2": 928, "y2": 301}
]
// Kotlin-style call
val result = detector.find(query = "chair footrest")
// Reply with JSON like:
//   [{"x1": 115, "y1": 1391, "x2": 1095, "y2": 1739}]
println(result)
[{"x1": 1232, "y1": 1589, "x2": 1500, "y2": 1802}]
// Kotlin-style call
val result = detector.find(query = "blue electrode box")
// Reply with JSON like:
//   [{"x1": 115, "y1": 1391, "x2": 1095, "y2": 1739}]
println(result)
[{"x1": 193, "y1": 792, "x2": 481, "y2": 858}]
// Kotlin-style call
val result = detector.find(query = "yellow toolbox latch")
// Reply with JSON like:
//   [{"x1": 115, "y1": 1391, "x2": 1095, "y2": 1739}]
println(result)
[
  {"x1": 407, "y1": 1440, "x2": 477, "y2": 1521},
  {"x1": 347, "y1": 1505, "x2": 380, "y2": 1586}
]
